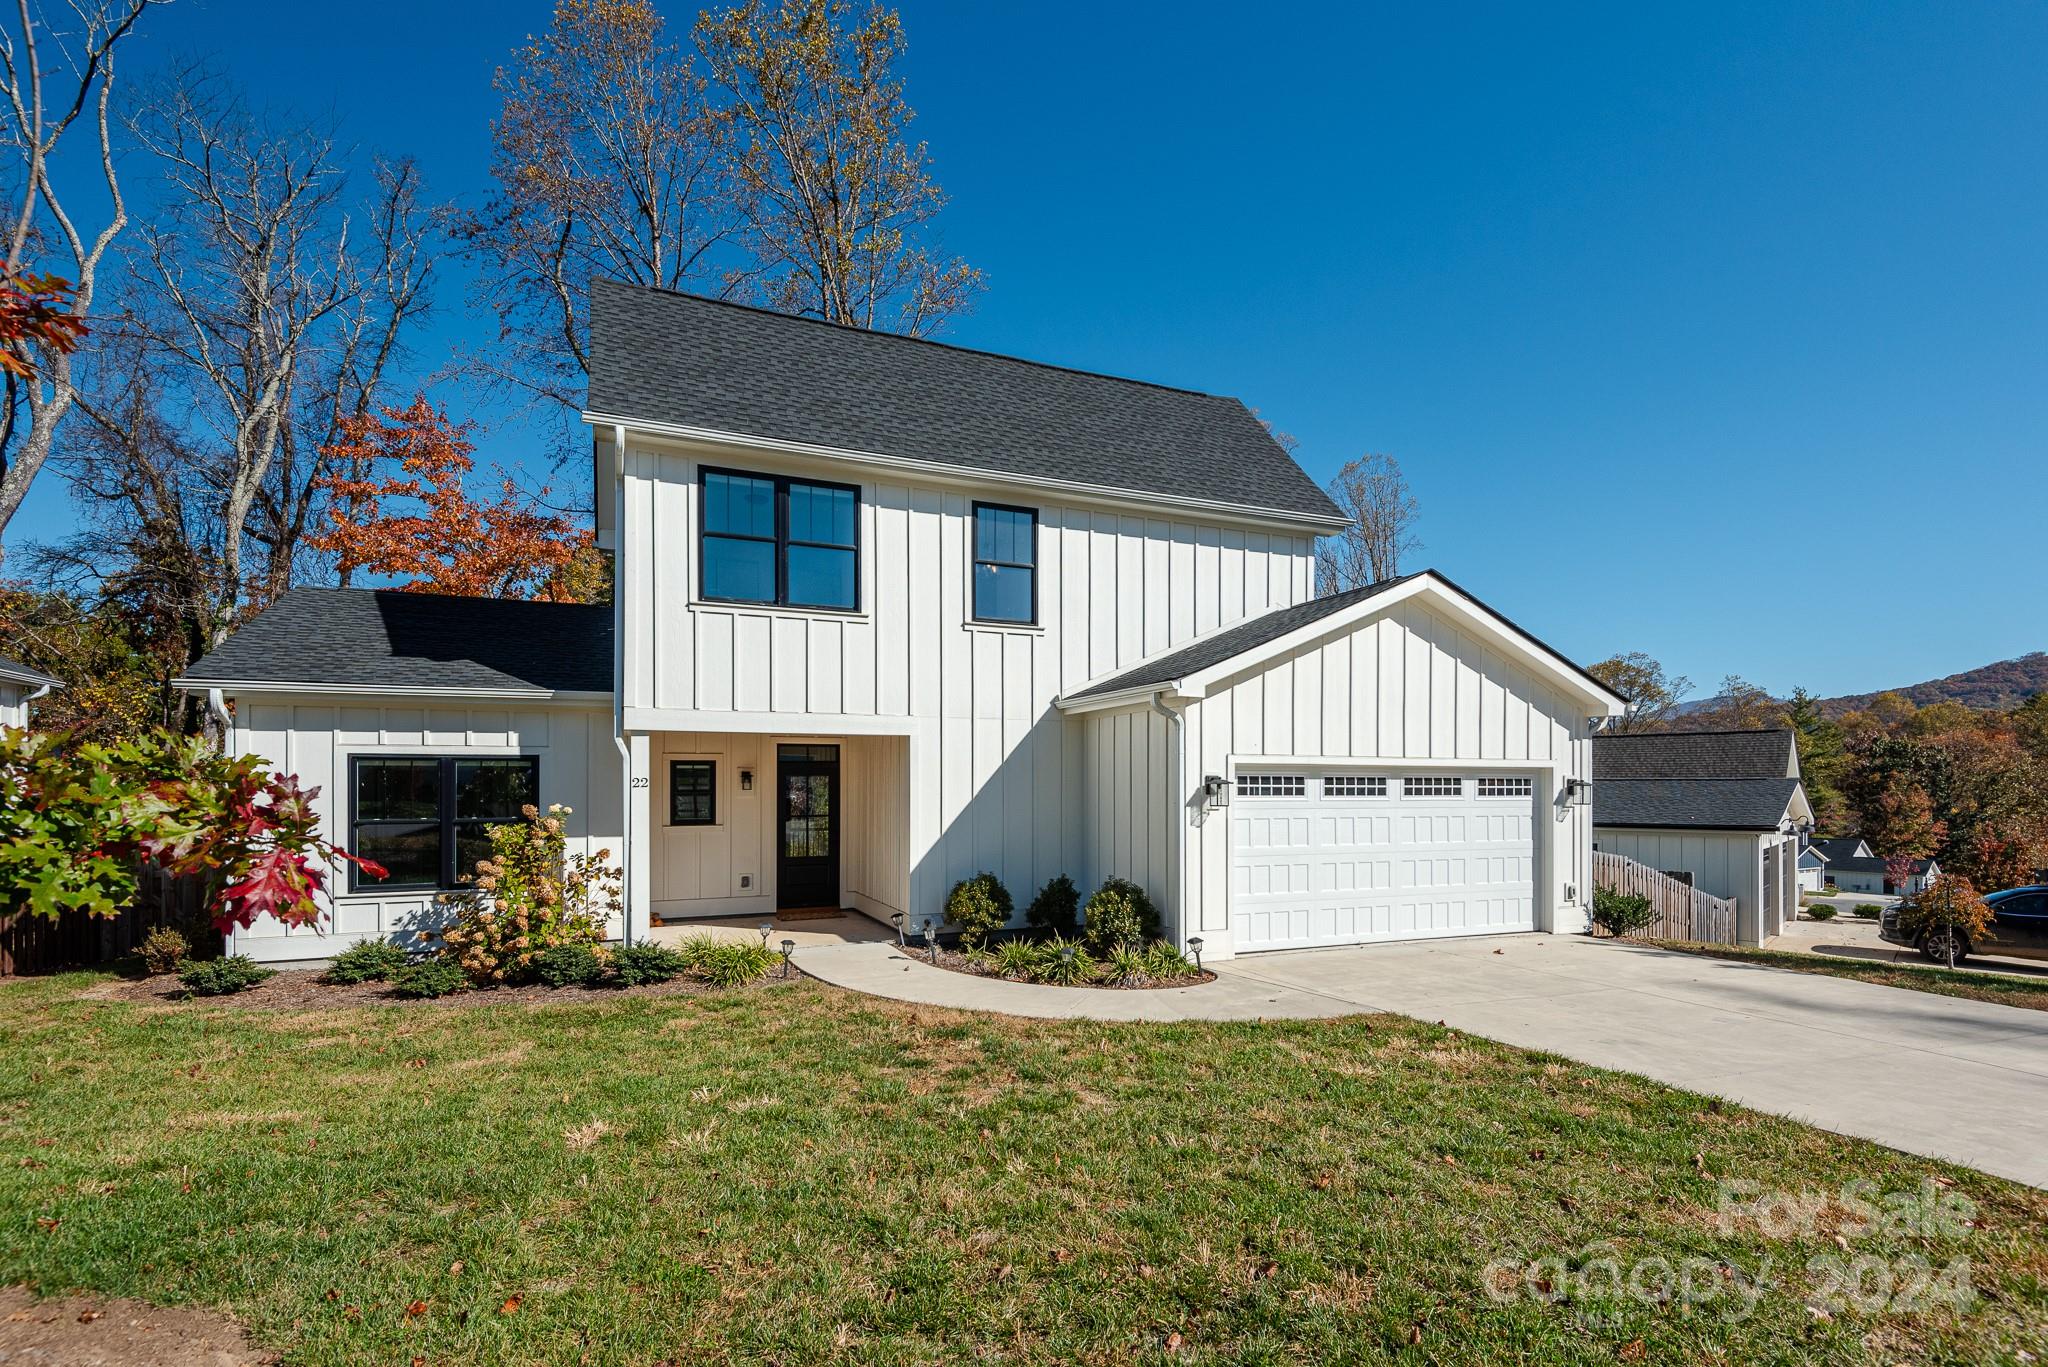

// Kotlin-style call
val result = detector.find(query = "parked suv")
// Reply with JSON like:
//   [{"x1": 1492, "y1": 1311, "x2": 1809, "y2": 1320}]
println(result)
[{"x1": 1880, "y1": 885, "x2": 2048, "y2": 965}]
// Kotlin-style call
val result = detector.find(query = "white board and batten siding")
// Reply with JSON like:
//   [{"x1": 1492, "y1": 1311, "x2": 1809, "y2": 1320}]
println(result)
[
  {"x1": 608, "y1": 436, "x2": 1319, "y2": 923},
  {"x1": 1078, "y1": 594, "x2": 1600, "y2": 959},
  {"x1": 0, "y1": 681, "x2": 26, "y2": 729},
  {"x1": 226, "y1": 697, "x2": 623, "y2": 965}
]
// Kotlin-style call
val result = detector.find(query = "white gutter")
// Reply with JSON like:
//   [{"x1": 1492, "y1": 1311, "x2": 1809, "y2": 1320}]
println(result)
[
  {"x1": 168, "y1": 678, "x2": 613, "y2": 703},
  {"x1": 579, "y1": 411, "x2": 1352, "y2": 537},
  {"x1": 1147, "y1": 690, "x2": 1189, "y2": 952},
  {"x1": 610, "y1": 422, "x2": 634, "y2": 947}
]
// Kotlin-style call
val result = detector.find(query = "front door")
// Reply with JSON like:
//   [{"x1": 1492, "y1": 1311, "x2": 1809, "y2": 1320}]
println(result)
[{"x1": 776, "y1": 744, "x2": 839, "y2": 910}]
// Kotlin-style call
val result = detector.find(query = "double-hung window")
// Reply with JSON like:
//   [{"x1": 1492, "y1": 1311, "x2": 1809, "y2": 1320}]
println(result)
[
  {"x1": 350, "y1": 756, "x2": 539, "y2": 891},
  {"x1": 971, "y1": 502, "x2": 1037, "y2": 624},
  {"x1": 700, "y1": 468, "x2": 859, "y2": 611}
]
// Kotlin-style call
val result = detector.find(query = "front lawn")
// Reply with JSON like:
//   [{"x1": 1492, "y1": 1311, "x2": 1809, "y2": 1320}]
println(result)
[
  {"x1": 1646, "y1": 940, "x2": 2048, "y2": 1013},
  {"x1": 1, "y1": 974, "x2": 2042, "y2": 1364}
]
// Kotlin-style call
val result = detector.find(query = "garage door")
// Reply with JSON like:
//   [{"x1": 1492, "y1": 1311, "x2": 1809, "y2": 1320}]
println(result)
[{"x1": 1230, "y1": 770, "x2": 1538, "y2": 952}]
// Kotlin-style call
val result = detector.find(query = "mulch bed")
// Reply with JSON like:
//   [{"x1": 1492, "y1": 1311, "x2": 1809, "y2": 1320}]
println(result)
[
  {"x1": 919, "y1": 944, "x2": 1216, "y2": 991},
  {"x1": 78, "y1": 962, "x2": 808, "y2": 1012}
]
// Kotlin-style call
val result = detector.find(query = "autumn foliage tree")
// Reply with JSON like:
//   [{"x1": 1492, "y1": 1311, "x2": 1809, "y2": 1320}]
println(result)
[{"x1": 310, "y1": 397, "x2": 600, "y2": 601}]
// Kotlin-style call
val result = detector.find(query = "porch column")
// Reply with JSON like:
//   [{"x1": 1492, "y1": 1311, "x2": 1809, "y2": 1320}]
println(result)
[{"x1": 625, "y1": 732, "x2": 651, "y2": 944}]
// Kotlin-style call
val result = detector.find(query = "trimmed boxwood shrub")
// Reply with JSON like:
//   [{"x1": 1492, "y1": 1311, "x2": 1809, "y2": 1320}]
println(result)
[
  {"x1": 1851, "y1": 903, "x2": 1882, "y2": 920},
  {"x1": 1591, "y1": 886, "x2": 1655, "y2": 937},
  {"x1": 1025, "y1": 875, "x2": 1080, "y2": 936},
  {"x1": 323, "y1": 940, "x2": 410, "y2": 985},
  {"x1": 1083, "y1": 877, "x2": 1159, "y2": 952},
  {"x1": 1806, "y1": 905, "x2": 1838, "y2": 921},
  {"x1": 946, "y1": 871, "x2": 1014, "y2": 948},
  {"x1": 390, "y1": 959, "x2": 468, "y2": 999},
  {"x1": 610, "y1": 942, "x2": 690, "y2": 987},
  {"x1": 178, "y1": 955, "x2": 274, "y2": 997},
  {"x1": 533, "y1": 942, "x2": 606, "y2": 988}
]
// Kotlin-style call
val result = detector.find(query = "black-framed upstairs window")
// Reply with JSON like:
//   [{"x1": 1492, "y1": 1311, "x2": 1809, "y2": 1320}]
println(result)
[
  {"x1": 700, "y1": 467, "x2": 860, "y2": 611},
  {"x1": 971, "y1": 501, "x2": 1037, "y2": 624},
  {"x1": 349, "y1": 756, "x2": 539, "y2": 892},
  {"x1": 670, "y1": 760, "x2": 716, "y2": 826}
]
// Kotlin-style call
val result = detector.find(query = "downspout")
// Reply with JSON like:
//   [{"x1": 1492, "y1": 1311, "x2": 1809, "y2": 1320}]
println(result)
[
  {"x1": 609, "y1": 422, "x2": 634, "y2": 947},
  {"x1": 1148, "y1": 691, "x2": 1187, "y2": 950},
  {"x1": 205, "y1": 688, "x2": 232, "y2": 739}
]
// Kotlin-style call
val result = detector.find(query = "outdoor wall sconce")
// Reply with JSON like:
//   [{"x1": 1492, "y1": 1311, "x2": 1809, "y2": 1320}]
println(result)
[
  {"x1": 739, "y1": 767, "x2": 754, "y2": 792},
  {"x1": 1201, "y1": 774, "x2": 1233, "y2": 810},
  {"x1": 1187, "y1": 936, "x2": 1204, "y2": 973},
  {"x1": 1563, "y1": 778, "x2": 1593, "y2": 807},
  {"x1": 780, "y1": 938, "x2": 795, "y2": 977}
]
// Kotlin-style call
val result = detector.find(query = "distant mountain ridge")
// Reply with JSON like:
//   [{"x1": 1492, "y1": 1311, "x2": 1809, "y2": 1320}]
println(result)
[{"x1": 1822, "y1": 652, "x2": 2048, "y2": 715}]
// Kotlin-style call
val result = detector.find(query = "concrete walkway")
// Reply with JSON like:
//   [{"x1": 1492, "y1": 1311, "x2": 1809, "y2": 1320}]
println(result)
[{"x1": 793, "y1": 926, "x2": 2048, "y2": 1187}]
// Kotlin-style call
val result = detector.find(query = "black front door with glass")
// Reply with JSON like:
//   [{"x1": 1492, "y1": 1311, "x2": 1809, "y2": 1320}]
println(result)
[{"x1": 776, "y1": 744, "x2": 839, "y2": 910}]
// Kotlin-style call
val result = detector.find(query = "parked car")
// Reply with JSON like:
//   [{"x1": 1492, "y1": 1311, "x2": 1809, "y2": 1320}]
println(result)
[{"x1": 1880, "y1": 885, "x2": 2048, "y2": 965}]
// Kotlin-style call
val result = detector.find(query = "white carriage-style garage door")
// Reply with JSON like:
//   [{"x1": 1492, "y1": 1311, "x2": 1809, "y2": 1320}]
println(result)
[{"x1": 1230, "y1": 770, "x2": 1539, "y2": 952}]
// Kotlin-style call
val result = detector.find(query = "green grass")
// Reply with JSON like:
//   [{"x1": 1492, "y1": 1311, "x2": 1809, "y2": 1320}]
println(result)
[
  {"x1": 1647, "y1": 940, "x2": 2048, "y2": 1012},
  {"x1": 1, "y1": 973, "x2": 2043, "y2": 1364}
]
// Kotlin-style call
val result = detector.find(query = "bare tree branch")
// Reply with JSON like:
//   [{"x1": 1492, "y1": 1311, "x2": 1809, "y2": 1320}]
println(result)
[{"x1": 1315, "y1": 453, "x2": 1419, "y2": 594}]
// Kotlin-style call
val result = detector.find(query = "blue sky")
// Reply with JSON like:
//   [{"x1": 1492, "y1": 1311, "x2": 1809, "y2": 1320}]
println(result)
[{"x1": 10, "y1": 0, "x2": 2045, "y2": 700}]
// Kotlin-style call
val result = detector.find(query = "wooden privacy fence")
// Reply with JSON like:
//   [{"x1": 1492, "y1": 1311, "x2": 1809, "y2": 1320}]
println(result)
[
  {"x1": 1592, "y1": 850, "x2": 1739, "y2": 945},
  {"x1": 0, "y1": 866, "x2": 215, "y2": 976}
]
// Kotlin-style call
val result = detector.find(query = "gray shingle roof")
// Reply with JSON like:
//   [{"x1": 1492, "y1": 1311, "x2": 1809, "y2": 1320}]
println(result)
[
  {"x1": 1812, "y1": 837, "x2": 1870, "y2": 863},
  {"x1": 1594, "y1": 729, "x2": 1798, "y2": 781},
  {"x1": 587, "y1": 279, "x2": 1345, "y2": 523},
  {"x1": 0, "y1": 655, "x2": 60, "y2": 688},
  {"x1": 1065, "y1": 569, "x2": 1620, "y2": 704},
  {"x1": 1067, "y1": 575, "x2": 1421, "y2": 700},
  {"x1": 179, "y1": 589, "x2": 613, "y2": 696},
  {"x1": 1594, "y1": 777, "x2": 1804, "y2": 831}
]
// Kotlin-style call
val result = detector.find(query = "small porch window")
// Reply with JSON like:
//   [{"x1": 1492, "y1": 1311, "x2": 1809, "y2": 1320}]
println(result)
[{"x1": 669, "y1": 760, "x2": 716, "y2": 826}]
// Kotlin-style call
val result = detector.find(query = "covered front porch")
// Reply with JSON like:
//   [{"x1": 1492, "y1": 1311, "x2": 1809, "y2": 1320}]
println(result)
[{"x1": 622, "y1": 729, "x2": 912, "y2": 938}]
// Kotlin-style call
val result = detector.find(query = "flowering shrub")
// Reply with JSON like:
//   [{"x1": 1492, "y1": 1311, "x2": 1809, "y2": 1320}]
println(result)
[
  {"x1": 0, "y1": 727, "x2": 381, "y2": 933},
  {"x1": 438, "y1": 803, "x2": 618, "y2": 984}
]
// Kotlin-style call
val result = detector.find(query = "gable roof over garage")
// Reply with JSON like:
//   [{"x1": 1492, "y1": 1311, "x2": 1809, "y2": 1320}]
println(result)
[
  {"x1": 586, "y1": 279, "x2": 1346, "y2": 526},
  {"x1": 176, "y1": 588, "x2": 614, "y2": 698},
  {"x1": 1061, "y1": 569, "x2": 1624, "y2": 711}
]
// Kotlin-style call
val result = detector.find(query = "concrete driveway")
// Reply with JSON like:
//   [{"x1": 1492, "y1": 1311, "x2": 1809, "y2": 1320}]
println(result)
[{"x1": 1222, "y1": 935, "x2": 2048, "y2": 1188}]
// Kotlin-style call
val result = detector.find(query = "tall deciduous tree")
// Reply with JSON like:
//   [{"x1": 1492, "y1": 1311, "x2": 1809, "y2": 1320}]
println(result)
[
  {"x1": 0, "y1": 0, "x2": 160, "y2": 546},
  {"x1": 464, "y1": 0, "x2": 741, "y2": 416},
  {"x1": 1314, "y1": 453, "x2": 1419, "y2": 593},
  {"x1": 698, "y1": 0, "x2": 981, "y2": 334},
  {"x1": 1586, "y1": 651, "x2": 1691, "y2": 733},
  {"x1": 309, "y1": 397, "x2": 599, "y2": 601}
]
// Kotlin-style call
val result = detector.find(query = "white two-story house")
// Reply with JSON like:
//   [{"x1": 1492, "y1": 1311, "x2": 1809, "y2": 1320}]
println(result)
[{"x1": 179, "y1": 280, "x2": 1623, "y2": 964}]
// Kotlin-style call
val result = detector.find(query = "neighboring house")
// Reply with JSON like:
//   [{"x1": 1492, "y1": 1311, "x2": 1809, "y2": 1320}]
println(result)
[
  {"x1": 0, "y1": 656, "x2": 60, "y2": 730},
  {"x1": 1810, "y1": 836, "x2": 1937, "y2": 896},
  {"x1": 1591, "y1": 728, "x2": 1813, "y2": 944},
  {"x1": 178, "y1": 280, "x2": 1624, "y2": 965},
  {"x1": 1797, "y1": 843, "x2": 1829, "y2": 893}
]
